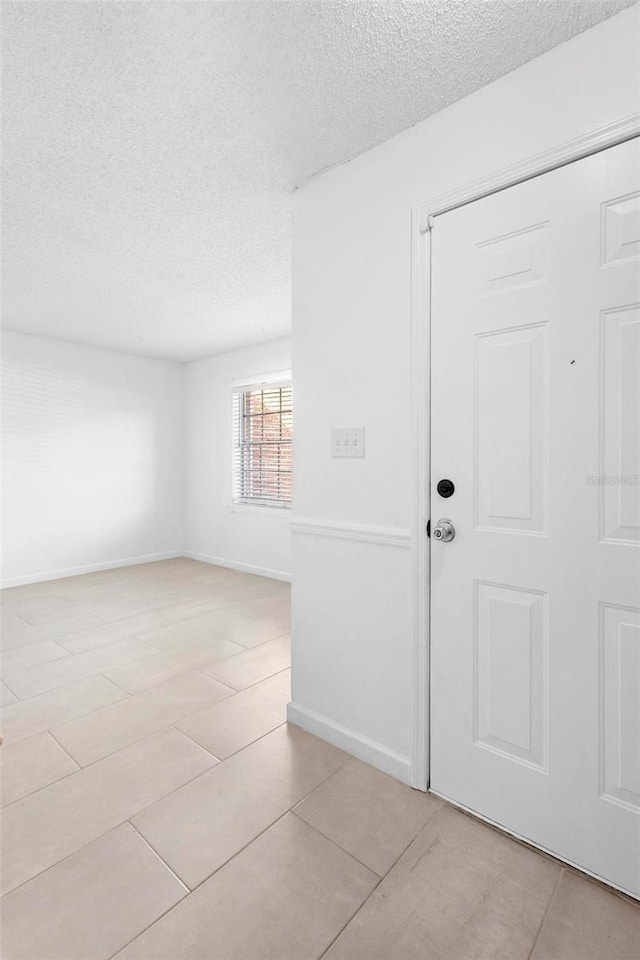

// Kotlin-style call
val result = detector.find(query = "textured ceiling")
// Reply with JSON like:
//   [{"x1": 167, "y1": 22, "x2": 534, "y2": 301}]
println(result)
[{"x1": 3, "y1": 0, "x2": 635, "y2": 361}]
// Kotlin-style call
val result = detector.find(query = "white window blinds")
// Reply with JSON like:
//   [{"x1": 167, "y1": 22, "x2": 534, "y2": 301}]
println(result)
[{"x1": 232, "y1": 381, "x2": 292, "y2": 507}]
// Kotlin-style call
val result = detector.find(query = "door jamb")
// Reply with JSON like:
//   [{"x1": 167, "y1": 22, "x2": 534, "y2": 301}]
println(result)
[{"x1": 410, "y1": 113, "x2": 640, "y2": 791}]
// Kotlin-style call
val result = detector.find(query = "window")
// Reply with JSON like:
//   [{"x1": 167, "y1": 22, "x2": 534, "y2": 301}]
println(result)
[{"x1": 233, "y1": 379, "x2": 292, "y2": 508}]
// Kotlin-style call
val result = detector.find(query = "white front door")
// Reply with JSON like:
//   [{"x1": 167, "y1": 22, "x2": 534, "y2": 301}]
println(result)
[{"x1": 430, "y1": 137, "x2": 640, "y2": 897}]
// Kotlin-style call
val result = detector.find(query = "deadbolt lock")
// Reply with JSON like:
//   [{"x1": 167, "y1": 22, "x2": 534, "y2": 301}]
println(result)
[
  {"x1": 432, "y1": 519, "x2": 455, "y2": 542},
  {"x1": 437, "y1": 478, "x2": 455, "y2": 498}
]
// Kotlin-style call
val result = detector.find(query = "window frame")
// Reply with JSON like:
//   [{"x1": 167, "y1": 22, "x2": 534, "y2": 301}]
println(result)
[{"x1": 231, "y1": 371, "x2": 292, "y2": 511}]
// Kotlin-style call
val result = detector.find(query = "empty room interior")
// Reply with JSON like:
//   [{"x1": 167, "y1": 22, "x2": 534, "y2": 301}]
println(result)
[{"x1": 1, "y1": 2, "x2": 640, "y2": 958}]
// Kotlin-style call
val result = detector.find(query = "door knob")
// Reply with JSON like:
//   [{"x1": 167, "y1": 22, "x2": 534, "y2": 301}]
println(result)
[{"x1": 432, "y1": 519, "x2": 455, "y2": 542}]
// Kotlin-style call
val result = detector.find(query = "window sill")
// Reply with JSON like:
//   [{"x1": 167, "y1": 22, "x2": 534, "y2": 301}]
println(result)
[{"x1": 229, "y1": 501, "x2": 292, "y2": 518}]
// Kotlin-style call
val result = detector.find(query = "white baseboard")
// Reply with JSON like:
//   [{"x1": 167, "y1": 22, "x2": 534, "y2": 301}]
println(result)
[
  {"x1": 1, "y1": 549, "x2": 291, "y2": 589},
  {"x1": 183, "y1": 550, "x2": 291, "y2": 583},
  {"x1": 0, "y1": 551, "x2": 183, "y2": 589},
  {"x1": 287, "y1": 701, "x2": 412, "y2": 786}
]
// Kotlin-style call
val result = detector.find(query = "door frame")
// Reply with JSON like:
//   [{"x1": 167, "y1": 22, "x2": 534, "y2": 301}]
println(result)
[{"x1": 409, "y1": 113, "x2": 640, "y2": 791}]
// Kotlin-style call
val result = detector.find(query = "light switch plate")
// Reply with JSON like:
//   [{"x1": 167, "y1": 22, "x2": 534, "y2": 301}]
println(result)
[{"x1": 331, "y1": 427, "x2": 365, "y2": 458}]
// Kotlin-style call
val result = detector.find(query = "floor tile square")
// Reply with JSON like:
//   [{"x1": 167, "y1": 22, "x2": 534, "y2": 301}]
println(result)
[
  {"x1": 52, "y1": 671, "x2": 234, "y2": 765},
  {"x1": 132, "y1": 723, "x2": 349, "y2": 889},
  {"x1": 0, "y1": 823, "x2": 186, "y2": 960},
  {"x1": 531, "y1": 869, "x2": 640, "y2": 960},
  {"x1": 115, "y1": 814, "x2": 377, "y2": 960},
  {"x1": 176, "y1": 669, "x2": 290, "y2": 759},
  {"x1": 0, "y1": 675, "x2": 128, "y2": 746},
  {"x1": 0, "y1": 679, "x2": 18, "y2": 706},
  {"x1": 1, "y1": 639, "x2": 70, "y2": 677},
  {"x1": 202, "y1": 633, "x2": 290, "y2": 690},
  {"x1": 217, "y1": 618, "x2": 289, "y2": 648},
  {"x1": 4, "y1": 638, "x2": 159, "y2": 699},
  {"x1": 294, "y1": 757, "x2": 442, "y2": 875},
  {"x1": 323, "y1": 805, "x2": 560, "y2": 960},
  {"x1": 103, "y1": 636, "x2": 244, "y2": 694},
  {"x1": 1, "y1": 731, "x2": 79, "y2": 806},
  {"x1": 0, "y1": 609, "x2": 104, "y2": 651},
  {"x1": 1, "y1": 727, "x2": 217, "y2": 895}
]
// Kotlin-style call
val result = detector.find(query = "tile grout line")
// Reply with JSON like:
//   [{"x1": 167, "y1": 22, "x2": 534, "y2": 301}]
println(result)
[
  {"x1": 114, "y1": 722, "x2": 297, "y2": 837},
  {"x1": 137, "y1": 629, "x2": 238, "y2": 656},
  {"x1": 3, "y1": 664, "x2": 289, "y2": 806},
  {"x1": 53, "y1": 604, "x2": 227, "y2": 653},
  {"x1": 46, "y1": 728, "x2": 82, "y2": 770},
  {"x1": 0, "y1": 723, "x2": 217, "y2": 812},
  {"x1": 1, "y1": 641, "x2": 75, "y2": 671},
  {"x1": 526, "y1": 867, "x2": 565, "y2": 960},
  {"x1": 104, "y1": 878, "x2": 193, "y2": 960},
  {"x1": 213, "y1": 625, "x2": 291, "y2": 653},
  {"x1": 0, "y1": 672, "x2": 133, "y2": 744},
  {"x1": 58, "y1": 715, "x2": 224, "y2": 776},
  {"x1": 0, "y1": 824, "x2": 122, "y2": 903},
  {"x1": 0, "y1": 641, "x2": 176, "y2": 700},
  {"x1": 289, "y1": 809, "x2": 383, "y2": 879},
  {"x1": 201, "y1": 654, "x2": 291, "y2": 687},
  {"x1": 199, "y1": 663, "x2": 291, "y2": 699},
  {"x1": 1, "y1": 736, "x2": 83, "y2": 809},
  {"x1": 48, "y1": 662, "x2": 287, "y2": 770},
  {"x1": 3, "y1": 728, "x2": 223, "y2": 808},
  {"x1": 106, "y1": 746, "x2": 302, "y2": 959},
  {"x1": 5, "y1": 586, "x2": 279, "y2": 657},
  {"x1": 318, "y1": 873, "x2": 386, "y2": 960},
  {"x1": 0, "y1": 673, "x2": 21, "y2": 699},
  {"x1": 127, "y1": 820, "x2": 191, "y2": 893},
  {"x1": 0, "y1": 712, "x2": 281, "y2": 812},
  {"x1": 1, "y1": 635, "x2": 285, "y2": 712},
  {"x1": 4, "y1": 608, "x2": 112, "y2": 644},
  {"x1": 46, "y1": 721, "x2": 209, "y2": 772},
  {"x1": 168, "y1": 719, "x2": 285, "y2": 764},
  {"x1": 97, "y1": 671, "x2": 134, "y2": 696},
  {"x1": 4, "y1": 625, "x2": 102, "y2": 657},
  {"x1": 0, "y1": 636, "x2": 57, "y2": 655},
  {"x1": 0, "y1": 746, "x2": 224, "y2": 900},
  {"x1": 191, "y1": 666, "x2": 243, "y2": 693},
  {"x1": 166, "y1": 723, "x2": 222, "y2": 762},
  {"x1": 316, "y1": 798, "x2": 446, "y2": 960},
  {"x1": 136, "y1": 736, "x2": 356, "y2": 905},
  {"x1": 104, "y1": 748, "x2": 326, "y2": 957},
  {"x1": 292, "y1": 782, "x2": 445, "y2": 884},
  {"x1": 3, "y1": 590, "x2": 287, "y2": 644}
]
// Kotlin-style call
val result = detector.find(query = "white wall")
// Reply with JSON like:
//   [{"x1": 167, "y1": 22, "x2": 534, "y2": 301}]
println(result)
[
  {"x1": 289, "y1": 7, "x2": 640, "y2": 783},
  {"x1": 184, "y1": 337, "x2": 292, "y2": 580},
  {"x1": 1, "y1": 332, "x2": 292, "y2": 588},
  {"x1": 1, "y1": 332, "x2": 184, "y2": 586}
]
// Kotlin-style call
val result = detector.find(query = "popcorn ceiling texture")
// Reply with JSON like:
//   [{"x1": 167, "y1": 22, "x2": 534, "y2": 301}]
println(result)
[{"x1": 3, "y1": 0, "x2": 635, "y2": 360}]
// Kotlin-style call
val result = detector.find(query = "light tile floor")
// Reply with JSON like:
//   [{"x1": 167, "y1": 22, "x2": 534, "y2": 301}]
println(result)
[{"x1": 1, "y1": 558, "x2": 638, "y2": 960}]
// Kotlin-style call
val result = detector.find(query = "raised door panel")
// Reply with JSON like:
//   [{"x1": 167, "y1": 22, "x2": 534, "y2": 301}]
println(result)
[
  {"x1": 474, "y1": 581, "x2": 547, "y2": 772},
  {"x1": 474, "y1": 323, "x2": 548, "y2": 534},
  {"x1": 600, "y1": 603, "x2": 640, "y2": 813},
  {"x1": 602, "y1": 192, "x2": 640, "y2": 266},
  {"x1": 600, "y1": 305, "x2": 640, "y2": 543}
]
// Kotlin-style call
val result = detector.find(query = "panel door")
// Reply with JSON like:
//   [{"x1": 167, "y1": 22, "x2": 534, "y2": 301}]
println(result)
[{"x1": 430, "y1": 137, "x2": 640, "y2": 896}]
